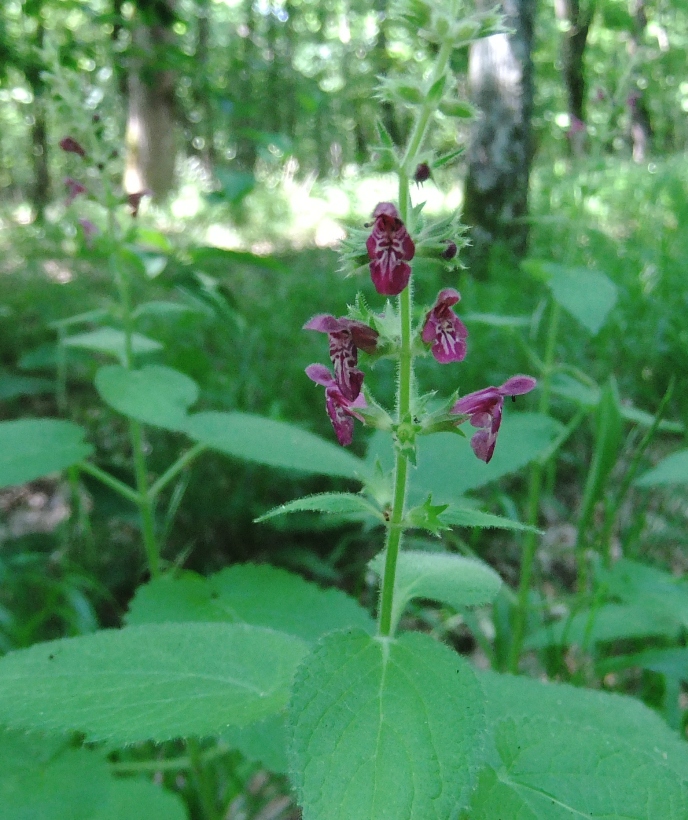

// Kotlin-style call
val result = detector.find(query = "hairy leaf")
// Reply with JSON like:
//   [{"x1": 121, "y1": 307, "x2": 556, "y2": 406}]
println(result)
[
  {"x1": 184, "y1": 411, "x2": 367, "y2": 478},
  {"x1": 255, "y1": 492, "x2": 382, "y2": 523},
  {"x1": 0, "y1": 623, "x2": 306, "y2": 743},
  {"x1": 126, "y1": 564, "x2": 374, "y2": 642},
  {"x1": 289, "y1": 630, "x2": 485, "y2": 820}
]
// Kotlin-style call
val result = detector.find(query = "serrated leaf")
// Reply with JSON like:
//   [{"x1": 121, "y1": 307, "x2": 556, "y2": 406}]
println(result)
[
  {"x1": 440, "y1": 505, "x2": 541, "y2": 533},
  {"x1": 183, "y1": 411, "x2": 368, "y2": 478},
  {"x1": 95, "y1": 364, "x2": 199, "y2": 431},
  {"x1": 480, "y1": 667, "x2": 688, "y2": 765},
  {"x1": 367, "y1": 413, "x2": 562, "y2": 502},
  {"x1": 94, "y1": 778, "x2": 186, "y2": 820},
  {"x1": 255, "y1": 492, "x2": 382, "y2": 523},
  {"x1": 0, "y1": 729, "x2": 110, "y2": 820},
  {"x1": 524, "y1": 603, "x2": 680, "y2": 650},
  {"x1": 636, "y1": 449, "x2": 688, "y2": 486},
  {"x1": 469, "y1": 716, "x2": 688, "y2": 819},
  {"x1": 126, "y1": 564, "x2": 374, "y2": 643},
  {"x1": 369, "y1": 551, "x2": 502, "y2": 632},
  {"x1": 289, "y1": 630, "x2": 486, "y2": 820},
  {"x1": 0, "y1": 419, "x2": 93, "y2": 489},
  {"x1": 63, "y1": 328, "x2": 163, "y2": 362},
  {"x1": 0, "y1": 623, "x2": 307, "y2": 743}
]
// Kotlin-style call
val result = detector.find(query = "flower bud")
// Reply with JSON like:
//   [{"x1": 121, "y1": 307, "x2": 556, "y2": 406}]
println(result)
[
  {"x1": 441, "y1": 240, "x2": 457, "y2": 259},
  {"x1": 413, "y1": 163, "x2": 431, "y2": 184},
  {"x1": 59, "y1": 137, "x2": 86, "y2": 157}
]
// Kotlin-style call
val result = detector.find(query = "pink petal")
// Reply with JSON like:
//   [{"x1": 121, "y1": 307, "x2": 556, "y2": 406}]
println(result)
[
  {"x1": 499, "y1": 375, "x2": 537, "y2": 396},
  {"x1": 305, "y1": 364, "x2": 335, "y2": 387}
]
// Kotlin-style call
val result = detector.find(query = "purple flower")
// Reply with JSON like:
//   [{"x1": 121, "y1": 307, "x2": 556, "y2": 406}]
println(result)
[
  {"x1": 306, "y1": 364, "x2": 367, "y2": 446},
  {"x1": 421, "y1": 288, "x2": 468, "y2": 364},
  {"x1": 78, "y1": 218, "x2": 99, "y2": 246},
  {"x1": 59, "y1": 137, "x2": 86, "y2": 157},
  {"x1": 452, "y1": 375, "x2": 537, "y2": 463},
  {"x1": 365, "y1": 202, "x2": 415, "y2": 296},
  {"x1": 304, "y1": 314, "x2": 378, "y2": 401},
  {"x1": 65, "y1": 177, "x2": 87, "y2": 205}
]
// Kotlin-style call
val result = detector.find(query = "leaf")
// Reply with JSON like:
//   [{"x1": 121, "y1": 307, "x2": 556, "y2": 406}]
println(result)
[
  {"x1": 0, "y1": 623, "x2": 307, "y2": 743},
  {"x1": 527, "y1": 261, "x2": 618, "y2": 335},
  {"x1": 369, "y1": 551, "x2": 502, "y2": 632},
  {"x1": 0, "y1": 373, "x2": 54, "y2": 401},
  {"x1": 132, "y1": 300, "x2": 201, "y2": 320},
  {"x1": 0, "y1": 419, "x2": 93, "y2": 489},
  {"x1": 63, "y1": 328, "x2": 163, "y2": 363},
  {"x1": 255, "y1": 492, "x2": 382, "y2": 523},
  {"x1": 636, "y1": 449, "x2": 688, "y2": 486},
  {"x1": 524, "y1": 603, "x2": 680, "y2": 650},
  {"x1": 440, "y1": 505, "x2": 541, "y2": 533},
  {"x1": 184, "y1": 411, "x2": 368, "y2": 479},
  {"x1": 93, "y1": 778, "x2": 187, "y2": 820},
  {"x1": 0, "y1": 729, "x2": 110, "y2": 820},
  {"x1": 125, "y1": 564, "x2": 374, "y2": 643},
  {"x1": 367, "y1": 413, "x2": 562, "y2": 502},
  {"x1": 600, "y1": 558, "x2": 688, "y2": 628},
  {"x1": 479, "y1": 667, "x2": 688, "y2": 767},
  {"x1": 462, "y1": 312, "x2": 530, "y2": 328},
  {"x1": 95, "y1": 365, "x2": 199, "y2": 431},
  {"x1": 597, "y1": 647, "x2": 688, "y2": 680},
  {"x1": 405, "y1": 495, "x2": 449, "y2": 535},
  {"x1": 471, "y1": 670, "x2": 688, "y2": 818},
  {"x1": 289, "y1": 630, "x2": 486, "y2": 820},
  {"x1": 222, "y1": 713, "x2": 288, "y2": 774},
  {"x1": 469, "y1": 716, "x2": 688, "y2": 819}
]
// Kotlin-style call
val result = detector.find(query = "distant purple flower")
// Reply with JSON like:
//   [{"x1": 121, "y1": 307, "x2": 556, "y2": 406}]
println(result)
[
  {"x1": 65, "y1": 177, "x2": 87, "y2": 205},
  {"x1": 59, "y1": 137, "x2": 85, "y2": 157},
  {"x1": 366, "y1": 202, "x2": 415, "y2": 296},
  {"x1": 421, "y1": 288, "x2": 468, "y2": 364},
  {"x1": 304, "y1": 314, "x2": 378, "y2": 401},
  {"x1": 452, "y1": 375, "x2": 537, "y2": 463},
  {"x1": 306, "y1": 364, "x2": 367, "y2": 446},
  {"x1": 78, "y1": 218, "x2": 99, "y2": 246}
]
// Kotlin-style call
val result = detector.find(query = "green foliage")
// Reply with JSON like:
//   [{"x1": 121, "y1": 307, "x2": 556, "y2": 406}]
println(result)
[
  {"x1": 0, "y1": 623, "x2": 306, "y2": 743},
  {"x1": 600, "y1": 558, "x2": 688, "y2": 628},
  {"x1": 63, "y1": 328, "x2": 163, "y2": 363},
  {"x1": 184, "y1": 411, "x2": 368, "y2": 478},
  {"x1": 0, "y1": 419, "x2": 92, "y2": 489},
  {"x1": 636, "y1": 449, "x2": 688, "y2": 486},
  {"x1": 255, "y1": 492, "x2": 383, "y2": 523},
  {"x1": 0, "y1": 729, "x2": 186, "y2": 820},
  {"x1": 524, "y1": 261, "x2": 618, "y2": 335},
  {"x1": 368, "y1": 413, "x2": 563, "y2": 502},
  {"x1": 369, "y1": 550, "x2": 501, "y2": 632},
  {"x1": 126, "y1": 564, "x2": 374, "y2": 643},
  {"x1": 95, "y1": 364, "x2": 199, "y2": 432},
  {"x1": 288, "y1": 630, "x2": 486, "y2": 820}
]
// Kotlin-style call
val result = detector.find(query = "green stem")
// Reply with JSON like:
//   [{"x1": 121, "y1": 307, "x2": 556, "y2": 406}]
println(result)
[
  {"x1": 130, "y1": 419, "x2": 160, "y2": 578},
  {"x1": 188, "y1": 738, "x2": 220, "y2": 820},
  {"x1": 148, "y1": 443, "x2": 206, "y2": 500},
  {"x1": 77, "y1": 460, "x2": 141, "y2": 506},
  {"x1": 508, "y1": 299, "x2": 560, "y2": 672}
]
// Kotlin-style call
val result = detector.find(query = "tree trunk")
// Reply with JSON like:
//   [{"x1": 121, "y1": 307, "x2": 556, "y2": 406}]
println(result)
[
  {"x1": 554, "y1": 0, "x2": 593, "y2": 126},
  {"x1": 628, "y1": 0, "x2": 652, "y2": 162},
  {"x1": 124, "y1": 1, "x2": 178, "y2": 200},
  {"x1": 26, "y1": 18, "x2": 49, "y2": 219},
  {"x1": 463, "y1": 0, "x2": 535, "y2": 279}
]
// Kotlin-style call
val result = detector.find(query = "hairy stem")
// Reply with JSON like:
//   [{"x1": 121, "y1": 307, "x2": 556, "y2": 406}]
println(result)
[{"x1": 378, "y1": 41, "x2": 453, "y2": 637}]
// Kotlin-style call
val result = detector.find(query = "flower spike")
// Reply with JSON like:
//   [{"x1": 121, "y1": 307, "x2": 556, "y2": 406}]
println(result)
[
  {"x1": 306, "y1": 364, "x2": 367, "y2": 446},
  {"x1": 365, "y1": 202, "x2": 415, "y2": 296},
  {"x1": 452, "y1": 375, "x2": 537, "y2": 463},
  {"x1": 421, "y1": 288, "x2": 468, "y2": 364}
]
